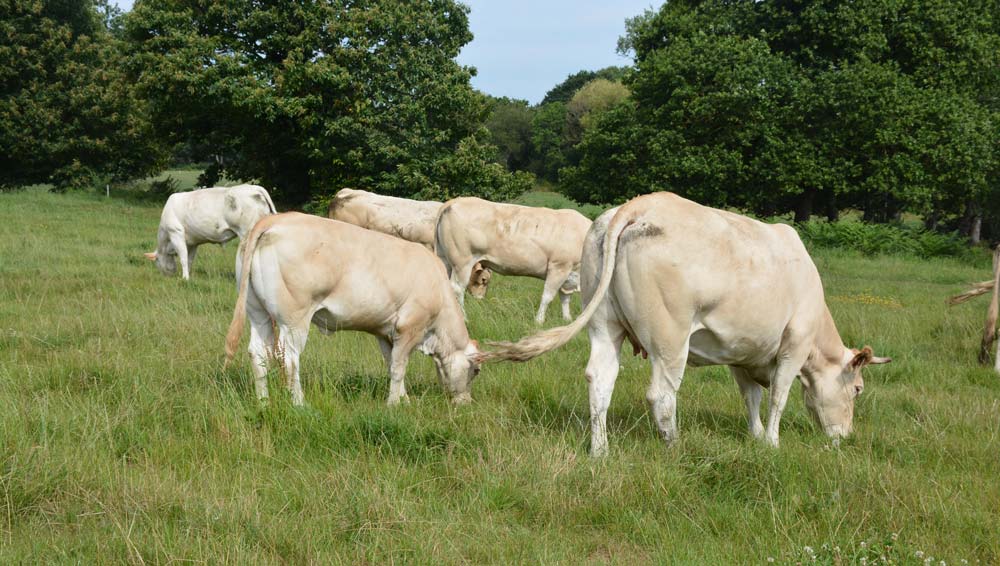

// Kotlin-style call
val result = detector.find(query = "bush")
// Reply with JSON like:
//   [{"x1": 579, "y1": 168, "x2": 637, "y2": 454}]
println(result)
[
  {"x1": 146, "y1": 175, "x2": 181, "y2": 199},
  {"x1": 511, "y1": 191, "x2": 605, "y2": 219},
  {"x1": 794, "y1": 220, "x2": 971, "y2": 259}
]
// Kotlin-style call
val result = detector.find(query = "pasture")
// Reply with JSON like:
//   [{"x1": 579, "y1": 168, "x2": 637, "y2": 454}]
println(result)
[{"x1": 1, "y1": 188, "x2": 998, "y2": 564}]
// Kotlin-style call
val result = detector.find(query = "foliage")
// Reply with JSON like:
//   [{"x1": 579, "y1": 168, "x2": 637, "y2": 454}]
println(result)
[
  {"x1": 0, "y1": 0, "x2": 166, "y2": 192},
  {"x1": 540, "y1": 66, "x2": 628, "y2": 105},
  {"x1": 123, "y1": 0, "x2": 527, "y2": 205},
  {"x1": 794, "y1": 220, "x2": 973, "y2": 260},
  {"x1": 510, "y1": 190, "x2": 604, "y2": 220},
  {"x1": 529, "y1": 101, "x2": 569, "y2": 183},
  {"x1": 485, "y1": 98, "x2": 535, "y2": 171},
  {"x1": 565, "y1": 78, "x2": 630, "y2": 145},
  {"x1": 566, "y1": 0, "x2": 1000, "y2": 235}
]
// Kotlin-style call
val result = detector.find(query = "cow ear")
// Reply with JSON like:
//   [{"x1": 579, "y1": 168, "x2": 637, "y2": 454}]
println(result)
[
  {"x1": 848, "y1": 346, "x2": 874, "y2": 370},
  {"x1": 143, "y1": 252, "x2": 157, "y2": 261}
]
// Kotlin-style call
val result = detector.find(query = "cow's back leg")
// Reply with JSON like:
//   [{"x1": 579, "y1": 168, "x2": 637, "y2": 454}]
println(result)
[
  {"x1": 730, "y1": 366, "x2": 765, "y2": 439},
  {"x1": 169, "y1": 232, "x2": 190, "y2": 280},
  {"x1": 246, "y1": 291, "x2": 275, "y2": 402},
  {"x1": 449, "y1": 260, "x2": 476, "y2": 314},
  {"x1": 559, "y1": 292, "x2": 572, "y2": 320},
  {"x1": 639, "y1": 310, "x2": 692, "y2": 446},
  {"x1": 586, "y1": 312, "x2": 626, "y2": 457},
  {"x1": 535, "y1": 265, "x2": 572, "y2": 324},
  {"x1": 276, "y1": 318, "x2": 311, "y2": 406}
]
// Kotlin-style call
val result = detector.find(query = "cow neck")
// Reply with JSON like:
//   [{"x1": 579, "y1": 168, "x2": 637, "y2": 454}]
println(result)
[{"x1": 803, "y1": 305, "x2": 847, "y2": 379}]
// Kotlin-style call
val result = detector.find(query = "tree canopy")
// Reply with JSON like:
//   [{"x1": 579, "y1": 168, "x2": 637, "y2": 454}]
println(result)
[
  {"x1": 123, "y1": 0, "x2": 530, "y2": 205},
  {"x1": 564, "y1": 0, "x2": 1000, "y2": 234},
  {"x1": 0, "y1": 0, "x2": 164, "y2": 191}
]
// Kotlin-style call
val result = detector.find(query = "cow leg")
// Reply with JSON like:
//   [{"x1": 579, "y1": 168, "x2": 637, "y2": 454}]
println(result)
[
  {"x1": 376, "y1": 336, "x2": 392, "y2": 367},
  {"x1": 645, "y1": 319, "x2": 691, "y2": 446},
  {"x1": 535, "y1": 267, "x2": 571, "y2": 324},
  {"x1": 276, "y1": 321, "x2": 310, "y2": 406},
  {"x1": 186, "y1": 244, "x2": 199, "y2": 275},
  {"x1": 586, "y1": 320, "x2": 625, "y2": 457},
  {"x1": 386, "y1": 334, "x2": 420, "y2": 405},
  {"x1": 170, "y1": 233, "x2": 190, "y2": 280},
  {"x1": 559, "y1": 292, "x2": 572, "y2": 321},
  {"x1": 246, "y1": 295, "x2": 275, "y2": 403},
  {"x1": 763, "y1": 356, "x2": 807, "y2": 447},
  {"x1": 730, "y1": 366, "x2": 764, "y2": 439},
  {"x1": 449, "y1": 261, "x2": 476, "y2": 314}
]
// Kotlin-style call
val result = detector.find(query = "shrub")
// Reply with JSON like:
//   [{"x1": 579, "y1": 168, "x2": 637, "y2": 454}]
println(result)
[
  {"x1": 511, "y1": 191, "x2": 605, "y2": 219},
  {"x1": 794, "y1": 220, "x2": 971, "y2": 259}
]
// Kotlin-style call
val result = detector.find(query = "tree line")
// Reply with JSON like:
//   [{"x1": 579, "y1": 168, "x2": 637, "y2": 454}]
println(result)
[{"x1": 3, "y1": 0, "x2": 999, "y2": 242}]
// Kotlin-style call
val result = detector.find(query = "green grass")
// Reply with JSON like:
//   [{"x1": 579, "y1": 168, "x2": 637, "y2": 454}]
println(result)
[{"x1": 1, "y1": 188, "x2": 998, "y2": 564}]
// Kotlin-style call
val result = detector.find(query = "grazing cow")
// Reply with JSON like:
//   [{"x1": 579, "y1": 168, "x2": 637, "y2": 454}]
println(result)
[
  {"x1": 478, "y1": 193, "x2": 891, "y2": 455},
  {"x1": 435, "y1": 197, "x2": 593, "y2": 323},
  {"x1": 224, "y1": 212, "x2": 482, "y2": 406},
  {"x1": 328, "y1": 188, "x2": 492, "y2": 297},
  {"x1": 145, "y1": 184, "x2": 276, "y2": 280}
]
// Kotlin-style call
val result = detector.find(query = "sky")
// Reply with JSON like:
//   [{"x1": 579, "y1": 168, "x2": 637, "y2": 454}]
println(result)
[{"x1": 112, "y1": 0, "x2": 656, "y2": 104}]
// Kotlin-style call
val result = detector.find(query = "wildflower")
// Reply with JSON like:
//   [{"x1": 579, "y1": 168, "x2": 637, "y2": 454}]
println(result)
[
  {"x1": 860, "y1": 558, "x2": 867, "y2": 565},
  {"x1": 916, "y1": 551, "x2": 925, "y2": 559},
  {"x1": 767, "y1": 559, "x2": 775, "y2": 563},
  {"x1": 861, "y1": 541, "x2": 868, "y2": 549},
  {"x1": 834, "y1": 546, "x2": 841, "y2": 554},
  {"x1": 924, "y1": 558, "x2": 933, "y2": 565},
  {"x1": 804, "y1": 546, "x2": 814, "y2": 555}
]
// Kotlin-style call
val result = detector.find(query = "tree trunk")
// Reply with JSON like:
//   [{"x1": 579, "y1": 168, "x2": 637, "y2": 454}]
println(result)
[
  {"x1": 971, "y1": 214, "x2": 982, "y2": 245},
  {"x1": 824, "y1": 193, "x2": 838, "y2": 222},
  {"x1": 924, "y1": 210, "x2": 940, "y2": 231},
  {"x1": 794, "y1": 190, "x2": 814, "y2": 223}
]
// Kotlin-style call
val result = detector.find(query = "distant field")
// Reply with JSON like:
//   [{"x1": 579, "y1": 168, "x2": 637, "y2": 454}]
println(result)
[{"x1": 1, "y1": 188, "x2": 998, "y2": 563}]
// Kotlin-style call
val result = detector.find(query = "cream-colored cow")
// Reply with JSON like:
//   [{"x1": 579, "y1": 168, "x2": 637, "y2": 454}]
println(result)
[
  {"x1": 479, "y1": 192, "x2": 890, "y2": 455},
  {"x1": 145, "y1": 184, "x2": 276, "y2": 280},
  {"x1": 434, "y1": 197, "x2": 592, "y2": 323},
  {"x1": 225, "y1": 212, "x2": 481, "y2": 406},
  {"x1": 328, "y1": 188, "x2": 491, "y2": 296}
]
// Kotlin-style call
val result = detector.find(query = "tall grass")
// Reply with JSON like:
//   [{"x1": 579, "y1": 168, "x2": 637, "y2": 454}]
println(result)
[
  {"x1": 796, "y1": 219, "x2": 975, "y2": 260},
  {"x1": 1, "y1": 188, "x2": 998, "y2": 563}
]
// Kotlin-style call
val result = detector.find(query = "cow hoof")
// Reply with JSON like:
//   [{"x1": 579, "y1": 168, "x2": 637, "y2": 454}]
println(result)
[
  {"x1": 387, "y1": 394, "x2": 410, "y2": 406},
  {"x1": 451, "y1": 393, "x2": 472, "y2": 405}
]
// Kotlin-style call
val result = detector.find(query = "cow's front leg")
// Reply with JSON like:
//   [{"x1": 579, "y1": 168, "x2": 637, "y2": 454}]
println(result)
[
  {"x1": 169, "y1": 233, "x2": 190, "y2": 280},
  {"x1": 763, "y1": 357, "x2": 806, "y2": 447},
  {"x1": 386, "y1": 336, "x2": 418, "y2": 405}
]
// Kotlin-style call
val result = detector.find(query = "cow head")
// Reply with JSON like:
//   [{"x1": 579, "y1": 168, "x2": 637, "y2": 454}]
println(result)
[
  {"x1": 467, "y1": 263, "x2": 492, "y2": 299},
  {"x1": 144, "y1": 250, "x2": 177, "y2": 275},
  {"x1": 802, "y1": 346, "x2": 891, "y2": 439},
  {"x1": 436, "y1": 340, "x2": 482, "y2": 404}
]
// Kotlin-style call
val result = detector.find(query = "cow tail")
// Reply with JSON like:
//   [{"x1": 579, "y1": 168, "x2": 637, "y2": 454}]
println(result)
[
  {"x1": 476, "y1": 208, "x2": 635, "y2": 363},
  {"x1": 979, "y1": 246, "x2": 1000, "y2": 365},
  {"x1": 224, "y1": 221, "x2": 268, "y2": 365},
  {"x1": 260, "y1": 188, "x2": 277, "y2": 214}
]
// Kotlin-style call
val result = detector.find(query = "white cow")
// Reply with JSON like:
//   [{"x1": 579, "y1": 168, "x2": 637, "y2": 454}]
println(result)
[
  {"x1": 435, "y1": 197, "x2": 593, "y2": 323},
  {"x1": 479, "y1": 192, "x2": 891, "y2": 455},
  {"x1": 328, "y1": 188, "x2": 491, "y2": 295},
  {"x1": 225, "y1": 212, "x2": 482, "y2": 406},
  {"x1": 145, "y1": 184, "x2": 276, "y2": 280}
]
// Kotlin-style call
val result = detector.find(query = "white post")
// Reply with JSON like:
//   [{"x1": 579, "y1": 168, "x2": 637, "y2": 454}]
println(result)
[{"x1": 106, "y1": 184, "x2": 110, "y2": 198}]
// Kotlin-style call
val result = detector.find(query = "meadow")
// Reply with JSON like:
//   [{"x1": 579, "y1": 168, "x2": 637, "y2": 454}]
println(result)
[{"x1": 1, "y1": 187, "x2": 998, "y2": 564}]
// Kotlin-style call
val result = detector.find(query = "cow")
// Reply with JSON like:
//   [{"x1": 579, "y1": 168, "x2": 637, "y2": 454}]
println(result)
[
  {"x1": 947, "y1": 245, "x2": 1000, "y2": 372},
  {"x1": 144, "y1": 184, "x2": 276, "y2": 280},
  {"x1": 328, "y1": 188, "x2": 492, "y2": 297},
  {"x1": 477, "y1": 192, "x2": 891, "y2": 456},
  {"x1": 434, "y1": 197, "x2": 593, "y2": 324},
  {"x1": 224, "y1": 212, "x2": 482, "y2": 406}
]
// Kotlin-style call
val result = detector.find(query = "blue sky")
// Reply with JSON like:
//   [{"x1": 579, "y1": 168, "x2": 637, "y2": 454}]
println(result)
[{"x1": 112, "y1": 1, "x2": 655, "y2": 104}]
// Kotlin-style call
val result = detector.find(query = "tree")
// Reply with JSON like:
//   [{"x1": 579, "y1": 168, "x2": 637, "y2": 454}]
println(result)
[
  {"x1": 540, "y1": 66, "x2": 627, "y2": 105},
  {"x1": 566, "y1": 0, "x2": 1000, "y2": 231},
  {"x1": 0, "y1": 0, "x2": 165, "y2": 191},
  {"x1": 530, "y1": 102, "x2": 569, "y2": 183},
  {"x1": 565, "y1": 78, "x2": 630, "y2": 145},
  {"x1": 124, "y1": 0, "x2": 529, "y2": 205},
  {"x1": 485, "y1": 97, "x2": 535, "y2": 172}
]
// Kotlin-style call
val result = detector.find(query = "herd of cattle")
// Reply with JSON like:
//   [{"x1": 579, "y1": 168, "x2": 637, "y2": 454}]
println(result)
[{"x1": 147, "y1": 184, "x2": 894, "y2": 455}]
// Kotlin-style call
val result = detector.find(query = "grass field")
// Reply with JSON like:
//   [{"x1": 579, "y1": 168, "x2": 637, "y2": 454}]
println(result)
[{"x1": 1, "y1": 188, "x2": 998, "y2": 564}]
